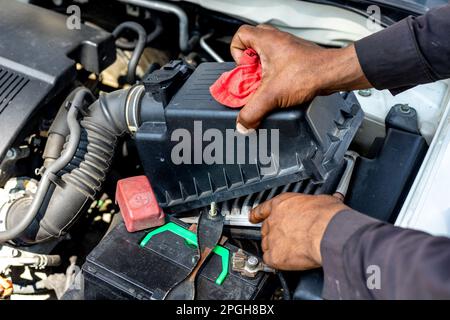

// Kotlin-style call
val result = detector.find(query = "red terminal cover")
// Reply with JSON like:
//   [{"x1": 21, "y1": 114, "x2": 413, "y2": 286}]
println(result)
[
  {"x1": 209, "y1": 48, "x2": 262, "y2": 108},
  {"x1": 116, "y1": 175, "x2": 165, "y2": 232}
]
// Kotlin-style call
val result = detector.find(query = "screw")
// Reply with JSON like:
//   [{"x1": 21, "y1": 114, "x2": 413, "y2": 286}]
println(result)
[
  {"x1": 399, "y1": 104, "x2": 411, "y2": 114},
  {"x1": 247, "y1": 256, "x2": 259, "y2": 269},
  {"x1": 358, "y1": 89, "x2": 372, "y2": 97},
  {"x1": 209, "y1": 202, "x2": 217, "y2": 217},
  {"x1": 6, "y1": 149, "x2": 15, "y2": 158}
]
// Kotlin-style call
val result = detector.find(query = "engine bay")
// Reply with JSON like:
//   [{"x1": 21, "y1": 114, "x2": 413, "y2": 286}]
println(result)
[{"x1": 0, "y1": 0, "x2": 447, "y2": 300}]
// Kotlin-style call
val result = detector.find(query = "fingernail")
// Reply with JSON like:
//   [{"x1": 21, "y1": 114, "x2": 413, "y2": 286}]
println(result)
[
  {"x1": 236, "y1": 122, "x2": 249, "y2": 134},
  {"x1": 236, "y1": 122, "x2": 255, "y2": 135}
]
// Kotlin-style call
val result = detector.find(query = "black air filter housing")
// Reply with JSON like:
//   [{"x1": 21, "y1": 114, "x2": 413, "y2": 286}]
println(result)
[{"x1": 136, "y1": 62, "x2": 363, "y2": 214}]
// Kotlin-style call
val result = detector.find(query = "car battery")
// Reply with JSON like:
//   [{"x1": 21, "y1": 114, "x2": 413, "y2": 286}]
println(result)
[{"x1": 82, "y1": 218, "x2": 271, "y2": 300}]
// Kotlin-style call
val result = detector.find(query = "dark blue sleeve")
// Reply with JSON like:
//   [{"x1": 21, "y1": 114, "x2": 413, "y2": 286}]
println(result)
[
  {"x1": 321, "y1": 210, "x2": 450, "y2": 299},
  {"x1": 354, "y1": 5, "x2": 450, "y2": 91}
]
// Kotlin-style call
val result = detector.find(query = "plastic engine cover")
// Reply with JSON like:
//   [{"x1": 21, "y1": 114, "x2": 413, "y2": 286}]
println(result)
[
  {"x1": 136, "y1": 62, "x2": 363, "y2": 214},
  {"x1": 0, "y1": 0, "x2": 115, "y2": 161}
]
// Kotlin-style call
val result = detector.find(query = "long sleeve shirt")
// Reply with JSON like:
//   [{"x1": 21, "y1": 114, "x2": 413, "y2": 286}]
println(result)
[
  {"x1": 321, "y1": 5, "x2": 450, "y2": 299},
  {"x1": 355, "y1": 4, "x2": 450, "y2": 92},
  {"x1": 321, "y1": 210, "x2": 450, "y2": 299}
]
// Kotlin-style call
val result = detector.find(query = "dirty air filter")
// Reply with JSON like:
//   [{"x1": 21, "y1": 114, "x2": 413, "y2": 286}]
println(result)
[{"x1": 136, "y1": 62, "x2": 363, "y2": 214}]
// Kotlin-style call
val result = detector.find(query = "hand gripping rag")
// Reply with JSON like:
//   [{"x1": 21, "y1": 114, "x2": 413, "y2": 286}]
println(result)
[{"x1": 209, "y1": 48, "x2": 262, "y2": 108}]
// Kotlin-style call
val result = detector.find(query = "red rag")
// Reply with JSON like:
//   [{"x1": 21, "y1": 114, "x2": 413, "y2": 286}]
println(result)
[{"x1": 209, "y1": 48, "x2": 262, "y2": 108}]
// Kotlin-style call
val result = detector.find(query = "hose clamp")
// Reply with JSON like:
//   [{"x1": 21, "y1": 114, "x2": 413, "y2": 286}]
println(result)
[{"x1": 125, "y1": 85, "x2": 145, "y2": 135}]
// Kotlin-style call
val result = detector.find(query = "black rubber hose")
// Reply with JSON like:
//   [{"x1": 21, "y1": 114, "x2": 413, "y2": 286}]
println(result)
[
  {"x1": 0, "y1": 88, "x2": 94, "y2": 243},
  {"x1": 6, "y1": 89, "x2": 131, "y2": 244},
  {"x1": 42, "y1": 89, "x2": 89, "y2": 169},
  {"x1": 277, "y1": 272, "x2": 291, "y2": 300},
  {"x1": 112, "y1": 22, "x2": 147, "y2": 84},
  {"x1": 115, "y1": 16, "x2": 163, "y2": 50},
  {"x1": 42, "y1": 114, "x2": 67, "y2": 169}
]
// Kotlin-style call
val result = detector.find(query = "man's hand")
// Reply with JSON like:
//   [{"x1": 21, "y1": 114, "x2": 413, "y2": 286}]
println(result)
[
  {"x1": 249, "y1": 193, "x2": 349, "y2": 270},
  {"x1": 231, "y1": 25, "x2": 371, "y2": 134}
]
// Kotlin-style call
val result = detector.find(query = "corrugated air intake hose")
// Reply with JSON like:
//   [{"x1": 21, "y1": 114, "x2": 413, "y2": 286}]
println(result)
[{"x1": 1, "y1": 86, "x2": 144, "y2": 244}]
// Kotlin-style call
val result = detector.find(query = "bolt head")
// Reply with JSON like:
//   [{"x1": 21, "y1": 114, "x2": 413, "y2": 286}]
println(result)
[
  {"x1": 191, "y1": 255, "x2": 199, "y2": 265},
  {"x1": 208, "y1": 202, "x2": 218, "y2": 217},
  {"x1": 358, "y1": 89, "x2": 372, "y2": 97},
  {"x1": 247, "y1": 256, "x2": 259, "y2": 268},
  {"x1": 399, "y1": 104, "x2": 411, "y2": 114}
]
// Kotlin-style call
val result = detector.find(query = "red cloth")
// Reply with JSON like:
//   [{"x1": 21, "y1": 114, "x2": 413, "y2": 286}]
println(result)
[{"x1": 209, "y1": 48, "x2": 262, "y2": 108}]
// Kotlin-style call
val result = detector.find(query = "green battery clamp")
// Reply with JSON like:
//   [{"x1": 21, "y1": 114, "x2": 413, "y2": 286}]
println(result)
[{"x1": 140, "y1": 222, "x2": 230, "y2": 285}]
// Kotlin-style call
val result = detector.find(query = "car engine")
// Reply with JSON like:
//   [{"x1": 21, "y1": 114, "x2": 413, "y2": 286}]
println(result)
[{"x1": 0, "y1": 0, "x2": 436, "y2": 300}]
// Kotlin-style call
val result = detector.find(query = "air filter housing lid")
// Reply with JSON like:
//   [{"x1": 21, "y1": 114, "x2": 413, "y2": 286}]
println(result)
[{"x1": 136, "y1": 62, "x2": 363, "y2": 214}]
